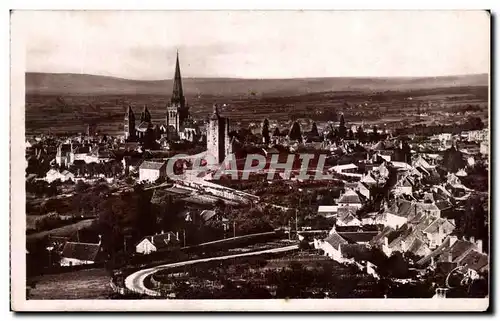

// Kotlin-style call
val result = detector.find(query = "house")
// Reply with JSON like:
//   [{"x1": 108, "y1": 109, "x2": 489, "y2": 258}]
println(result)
[
  {"x1": 422, "y1": 218, "x2": 456, "y2": 249},
  {"x1": 391, "y1": 161, "x2": 413, "y2": 171},
  {"x1": 369, "y1": 226, "x2": 395, "y2": 256},
  {"x1": 412, "y1": 155, "x2": 434, "y2": 171},
  {"x1": 317, "y1": 205, "x2": 338, "y2": 218},
  {"x1": 59, "y1": 241, "x2": 102, "y2": 266},
  {"x1": 384, "y1": 214, "x2": 436, "y2": 257},
  {"x1": 136, "y1": 232, "x2": 180, "y2": 254},
  {"x1": 356, "y1": 181, "x2": 371, "y2": 200},
  {"x1": 139, "y1": 160, "x2": 167, "y2": 182},
  {"x1": 394, "y1": 175, "x2": 414, "y2": 196},
  {"x1": 314, "y1": 229, "x2": 348, "y2": 262},
  {"x1": 375, "y1": 162, "x2": 390, "y2": 179},
  {"x1": 336, "y1": 206, "x2": 362, "y2": 226},
  {"x1": 360, "y1": 173, "x2": 377, "y2": 186},
  {"x1": 200, "y1": 210, "x2": 230, "y2": 230},
  {"x1": 45, "y1": 169, "x2": 75, "y2": 183},
  {"x1": 416, "y1": 236, "x2": 487, "y2": 276},
  {"x1": 60, "y1": 170, "x2": 75, "y2": 182},
  {"x1": 337, "y1": 189, "x2": 362, "y2": 209},
  {"x1": 372, "y1": 208, "x2": 409, "y2": 230},
  {"x1": 338, "y1": 230, "x2": 379, "y2": 245}
]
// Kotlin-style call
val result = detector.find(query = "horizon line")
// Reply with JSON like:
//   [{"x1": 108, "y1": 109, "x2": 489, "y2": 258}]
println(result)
[{"x1": 25, "y1": 71, "x2": 489, "y2": 82}]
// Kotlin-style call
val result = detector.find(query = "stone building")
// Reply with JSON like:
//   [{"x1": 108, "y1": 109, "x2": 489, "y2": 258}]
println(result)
[
  {"x1": 165, "y1": 51, "x2": 190, "y2": 139},
  {"x1": 206, "y1": 104, "x2": 232, "y2": 165}
]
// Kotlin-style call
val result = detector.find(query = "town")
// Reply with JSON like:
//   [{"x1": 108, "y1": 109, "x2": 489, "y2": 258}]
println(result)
[{"x1": 25, "y1": 52, "x2": 489, "y2": 300}]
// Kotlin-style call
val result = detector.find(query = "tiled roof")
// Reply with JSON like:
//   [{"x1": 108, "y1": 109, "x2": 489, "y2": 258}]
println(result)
[
  {"x1": 61, "y1": 242, "x2": 101, "y2": 262},
  {"x1": 149, "y1": 232, "x2": 178, "y2": 249},
  {"x1": 200, "y1": 210, "x2": 217, "y2": 222},
  {"x1": 338, "y1": 190, "x2": 361, "y2": 204},
  {"x1": 435, "y1": 200, "x2": 452, "y2": 211},
  {"x1": 338, "y1": 231, "x2": 379, "y2": 244},
  {"x1": 371, "y1": 141, "x2": 386, "y2": 151},
  {"x1": 370, "y1": 226, "x2": 395, "y2": 246},
  {"x1": 140, "y1": 160, "x2": 166, "y2": 170},
  {"x1": 337, "y1": 206, "x2": 358, "y2": 218},
  {"x1": 423, "y1": 218, "x2": 455, "y2": 234},
  {"x1": 450, "y1": 240, "x2": 476, "y2": 263},
  {"x1": 407, "y1": 237, "x2": 426, "y2": 254},
  {"x1": 341, "y1": 243, "x2": 372, "y2": 260},
  {"x1": 416, "y1": 236, "x2": 453, "y2": 266},
  {"x1": 460, "y1": 250, "x2": 488, "y2": 271},
  {"x1": 324, "y1": 231, "x2": 348, "y2": 250}
]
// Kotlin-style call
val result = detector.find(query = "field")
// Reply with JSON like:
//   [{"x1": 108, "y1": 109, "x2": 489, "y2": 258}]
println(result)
[
  {"x1": 27, "y1": 268, "x2": 113, "y2": 300},
  {"x1": 151, "y1": 251, "x2": 384, "y2": 299},
  {"x1": 26, "y1": 219, "x2": 96, "y2": 243},
  {"x1": 25, "y1": 72, "x2": 489, "y2": 135}
]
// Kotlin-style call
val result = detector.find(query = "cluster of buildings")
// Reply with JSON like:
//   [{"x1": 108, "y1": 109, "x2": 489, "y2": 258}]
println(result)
[{"x1": 312, "y1": 148, "x2": 488, "y2": 286}]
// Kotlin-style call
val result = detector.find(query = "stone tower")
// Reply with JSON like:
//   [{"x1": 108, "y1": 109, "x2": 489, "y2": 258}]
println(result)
[
  {"x1": 124, "y1": 105, "x2": 136, "y2": 140},
  {"x1": 166, "y1": 51, "x2": 190, "y2": 136},
  {"x1": 207, "y1": 104, "x2": 231, "y2": 165}
]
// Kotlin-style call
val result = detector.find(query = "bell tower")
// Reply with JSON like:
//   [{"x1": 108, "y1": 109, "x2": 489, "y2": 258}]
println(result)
[
  {"x1": 124, "y1": 105, "x2": 136, "y2": 140},
  {"x1": 166, "y1": 51, "x2": 189, "y2": 135}
]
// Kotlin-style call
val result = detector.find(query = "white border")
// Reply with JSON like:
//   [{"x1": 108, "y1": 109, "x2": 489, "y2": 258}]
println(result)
[{"x1": 8, "y1": 3, "x2": 494, "y2": 313}]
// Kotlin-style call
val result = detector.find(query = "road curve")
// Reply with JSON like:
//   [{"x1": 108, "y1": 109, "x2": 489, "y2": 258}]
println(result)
[{"x1": 125, "y1": 244, "x2": 299, "y2": 296}]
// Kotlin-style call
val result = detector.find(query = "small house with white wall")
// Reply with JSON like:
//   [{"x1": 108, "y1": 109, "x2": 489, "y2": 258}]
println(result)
[
  {"x1": 136, "y1": 232, "x2": 180, "y2": 254},
  {"x1": 139, "y1": 160, "x2": 167, "y2": 182}
]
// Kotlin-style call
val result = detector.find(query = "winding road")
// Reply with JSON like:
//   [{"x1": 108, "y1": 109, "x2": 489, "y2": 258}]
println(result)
[{"x1": 125, "y1": 244, "x2": 299, "y2": 296}]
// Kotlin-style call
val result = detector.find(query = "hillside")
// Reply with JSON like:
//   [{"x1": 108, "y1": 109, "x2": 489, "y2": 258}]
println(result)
[{"x1": 26, "y1": 72, "x2": 488, "y2": 97}]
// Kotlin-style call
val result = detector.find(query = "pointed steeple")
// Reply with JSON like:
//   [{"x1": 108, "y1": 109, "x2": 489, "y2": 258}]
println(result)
[
  {"x1": 141, "y1": 105, "x2": 151, "y2": 123},
  {"x1": 171, "y1": 50, "x2": 185, "y2": 107},
  {"x1": 127, "y1": 105, "x2": 135, "y2": 121}
]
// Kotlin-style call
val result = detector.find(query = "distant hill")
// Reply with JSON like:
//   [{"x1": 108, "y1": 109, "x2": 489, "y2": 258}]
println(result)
[{"x1": 25, "y1": 72, "x2": 488, "y2": 97}]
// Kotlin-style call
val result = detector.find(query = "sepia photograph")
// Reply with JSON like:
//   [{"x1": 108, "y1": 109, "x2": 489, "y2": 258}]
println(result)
[{"x1": 10, "y1": 9, "x2": 490, "y2": 311}]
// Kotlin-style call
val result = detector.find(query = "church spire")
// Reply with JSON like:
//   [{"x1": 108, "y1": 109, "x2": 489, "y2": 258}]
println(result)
[
  {"x1": 171, "y1": 50, "x2": 185, "y2": 106},
  {"x1": 141, "y1": 105, "x2": 151, "y2": 123}
]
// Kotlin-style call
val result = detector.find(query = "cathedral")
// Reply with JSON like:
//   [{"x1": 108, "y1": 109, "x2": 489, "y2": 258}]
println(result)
[{"x1": 124, "y1": 52, "x2": 195, "y2": 145}]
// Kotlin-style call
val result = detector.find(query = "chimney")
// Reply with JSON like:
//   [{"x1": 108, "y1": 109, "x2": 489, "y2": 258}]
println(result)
[
  {"x1": 176, "y1": 231, "x2": 179, "y2": 240},
  {"x1": 470, "y1": 236, "x2": 475, "y2": 244},
  {"x1": 383, "y1": 236, "x2": 389, "y2": 248},
  {"x1": 476, "y1": 239, "x2": 483, "y2": 253}
]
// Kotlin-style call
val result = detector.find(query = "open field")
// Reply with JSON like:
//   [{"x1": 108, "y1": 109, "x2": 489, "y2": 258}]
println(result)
[
  {"x1": 27, "y1": 268, "x2": 113, "y2": 300},
  {"x1": 26, "y1": 219, "x2": 96, "y2": 243},
  {"x1": 25, "y1": 72, "x2": 488, "y2": 134}
]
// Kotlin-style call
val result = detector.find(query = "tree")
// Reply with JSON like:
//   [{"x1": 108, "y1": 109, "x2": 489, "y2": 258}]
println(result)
[
  {"x1": 338, "y1": 114, "x2": 347, "y2": 139},
  {"x1": 310, "y1": 122, "x2": 319, "y2": 137},
  {"x1": 457, "y1": 195, "x2": 488, "y2": 250},
  {"x1": 347, "y1": 128, "x2": 354, "y2": 139},
  {"x1": 272, "y1": 127, "x2": 280, "y2": 137},
  {"x1": 370, "y1": 126, "x2": 379, "y2": 142},
  {"x1": 442, "y1": 146, "x2": 466, "y2": 173},
  {"x1": 262, "y1": 118, "x2": 270, "y2": 144},
  {"x1": 356, "y1": 126, "x2": 366, "y2": 143},
  {"x1": 288, "y1": 121, "x2": 303, "y2": 142}
]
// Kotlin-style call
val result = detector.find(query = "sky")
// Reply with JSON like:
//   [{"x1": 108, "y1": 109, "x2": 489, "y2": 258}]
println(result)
[{"x1": 19, "y1": 10, "x2": 490, "y2": 80}]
